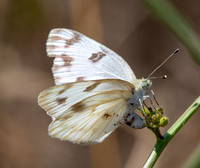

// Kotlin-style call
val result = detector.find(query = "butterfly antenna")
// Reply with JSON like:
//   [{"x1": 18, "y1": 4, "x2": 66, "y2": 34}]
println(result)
[
  {"x1": 147, "y1": 48, "x2": 179, "y2": 80},
  {"x1": 149, "y1": 75, "x2": 167, "y2": 80}
]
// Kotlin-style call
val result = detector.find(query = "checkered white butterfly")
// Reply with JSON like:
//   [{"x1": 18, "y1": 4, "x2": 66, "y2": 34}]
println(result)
[{"x1": 38, "y1": 28, "x2": 177, "y2": 144}]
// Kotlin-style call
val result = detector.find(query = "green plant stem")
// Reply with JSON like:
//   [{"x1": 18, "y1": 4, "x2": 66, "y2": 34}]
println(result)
[
  {"x1": 141, "y1": 0, "x2": 200, "y2": 65},
  {"x1": 143, "y1": 96, "x2": 200, "y2": 168}
]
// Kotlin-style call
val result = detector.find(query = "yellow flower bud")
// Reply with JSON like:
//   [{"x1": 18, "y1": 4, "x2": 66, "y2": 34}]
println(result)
[{"x1": 159, "y1": 117, "x2": 168, "y2": 127}]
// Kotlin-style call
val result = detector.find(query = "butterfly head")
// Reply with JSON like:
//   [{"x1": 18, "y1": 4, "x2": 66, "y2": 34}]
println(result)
[{"x1": 141, "y1": 78, "x2": 152, "y2": 91}]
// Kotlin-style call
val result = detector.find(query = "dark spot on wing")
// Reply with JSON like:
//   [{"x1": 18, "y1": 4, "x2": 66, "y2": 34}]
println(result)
[
  {"x1": 58, "y1": 84, "x2": 73, "y2": 95},
  {"x1": 62, "y1": 114, "x2": 73, "y2": 120},
  {"x1": 61, "y1": 54, "x2": 74, "y2": 67},
  {"x1": 65, "y1": 32, "x2": 81, "y2": 48},
  {"x1": 52, "y1": 54, "x2": 74, "y2": 72},
  {"x1": 89, "y1": 52, "x2": 106, "y2": 63},
  {"x1": 76, "y1": 77, "x2": 85, "y2": 82},
  {"x1": 47, "y1": 45, "x2": 57, "y2": 51},
  {"x1": 84, "y1": 82, "x2": 100, "y2": 92},
  {"x1": 49, "y1": 36, "x2": 63, "y2": 41},
  {"x1": 104, "y1": 113, "x2": 111, "y2": 119},
  {"x1": 47, "y1": 54, "x2": 57, "y2": 58},
  {"x1": 71, "y1": 102, "x2": 86, "y2": 112},
  {"x1": 58, "y1": 89, "x2": 65, "y2": 95},
  {"x1": 52, "y1": 64, "x2": 60, "y2": 71},
  {"x1": 56, "y1": 97, "x2": 67, "y2": 105},
  {"x1": 52, "y1": 29, "x2": 62, "y2": 34}
]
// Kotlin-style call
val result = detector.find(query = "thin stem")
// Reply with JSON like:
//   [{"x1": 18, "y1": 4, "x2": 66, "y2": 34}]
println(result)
[
  {"x1": 143, "y1": 96, "x2": 200, "y2": 168},
  {"x1": 151, "y1": 127, "x2": 164, "y2": 140},
  {"x1": 141, "y1": 0, "x2": 200, "y2": 65}
]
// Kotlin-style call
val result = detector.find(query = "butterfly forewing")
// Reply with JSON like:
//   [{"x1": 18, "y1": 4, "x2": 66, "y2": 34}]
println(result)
[
  {"x1": 38, "y1": 79, "x2": 134, "y2": 144},
  {"x1": 46, "y1": 28, "x2": 136, "y2": 85}
]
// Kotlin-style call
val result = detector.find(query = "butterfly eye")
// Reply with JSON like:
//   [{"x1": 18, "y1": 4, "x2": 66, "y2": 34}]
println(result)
[{"x1": 141, "y1": 79, "x2": 152, "y2": 91}]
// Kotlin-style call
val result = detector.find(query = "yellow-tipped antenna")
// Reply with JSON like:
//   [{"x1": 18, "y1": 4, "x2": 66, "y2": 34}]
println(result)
[{"x1": 147, "y1": 48, "x2": 179, "y2": 80}]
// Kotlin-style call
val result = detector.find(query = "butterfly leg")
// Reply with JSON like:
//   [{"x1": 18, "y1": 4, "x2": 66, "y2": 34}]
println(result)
[
  {"x1": 125, "y1": 112, "x2": 146, "y2": 129},
  {"x1": 144, "y1": 90, "x2": 160, "y2": 107},
  {"x1": 150, "y1": 90, "x2": 160, "y2": 106}
]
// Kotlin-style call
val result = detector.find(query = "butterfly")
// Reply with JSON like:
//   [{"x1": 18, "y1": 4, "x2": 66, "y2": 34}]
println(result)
[{"x1": 38, "y1": 28, "x2": 157, "y2": 144}]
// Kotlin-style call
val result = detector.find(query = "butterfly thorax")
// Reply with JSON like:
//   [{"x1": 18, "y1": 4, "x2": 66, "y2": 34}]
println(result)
[
  {"x1": 128, "y1": 78, "x2": 152, "y2": 109},
  {"x1": 140, "y1": 78, "x2": 152, "y2": 91},
  {"x1": 124, "y1": 78, "x2": 152, "y2": 129}
]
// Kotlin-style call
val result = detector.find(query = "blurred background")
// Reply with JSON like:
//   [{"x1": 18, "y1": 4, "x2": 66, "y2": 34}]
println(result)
[{"x1": 0, "y1": 0, "x2": 200, "y2": 167}]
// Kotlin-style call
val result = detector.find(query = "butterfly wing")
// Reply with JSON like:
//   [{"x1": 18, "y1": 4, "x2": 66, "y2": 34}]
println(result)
[
  {"x1": 38, "y1": 79, "x2": 134, "y2": 144},
  {"x1": 46, "y1": 28, "x2": 136, "y2": 85}
]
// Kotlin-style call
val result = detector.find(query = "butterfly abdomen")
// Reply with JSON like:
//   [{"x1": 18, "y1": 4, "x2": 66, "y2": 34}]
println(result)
[{"x1": 125, "y1": 112, "x2": 146, "y2": 129}]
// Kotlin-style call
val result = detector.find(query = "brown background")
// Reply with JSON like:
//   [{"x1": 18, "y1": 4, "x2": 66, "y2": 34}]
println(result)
[{"x1": 0, "y1": 0, "x2": 200, "y2": 168}]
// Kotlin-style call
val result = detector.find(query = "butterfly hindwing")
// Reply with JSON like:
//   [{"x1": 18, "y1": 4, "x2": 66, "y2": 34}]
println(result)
[
  {"x1": 49, "y1": 93, "x2": 128, "y2": 144},
  {"x1": 38, "y1": 79, "x2": 134, "y2": 144},
  {"x1": 46, "y1": 28, "x2": 136, "y2": 85}
]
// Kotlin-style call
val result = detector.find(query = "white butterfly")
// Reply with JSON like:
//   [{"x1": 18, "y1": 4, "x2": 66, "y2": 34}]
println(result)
[{"x1": 38, "y1": 28, "x2": 153, "y2": 144}]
